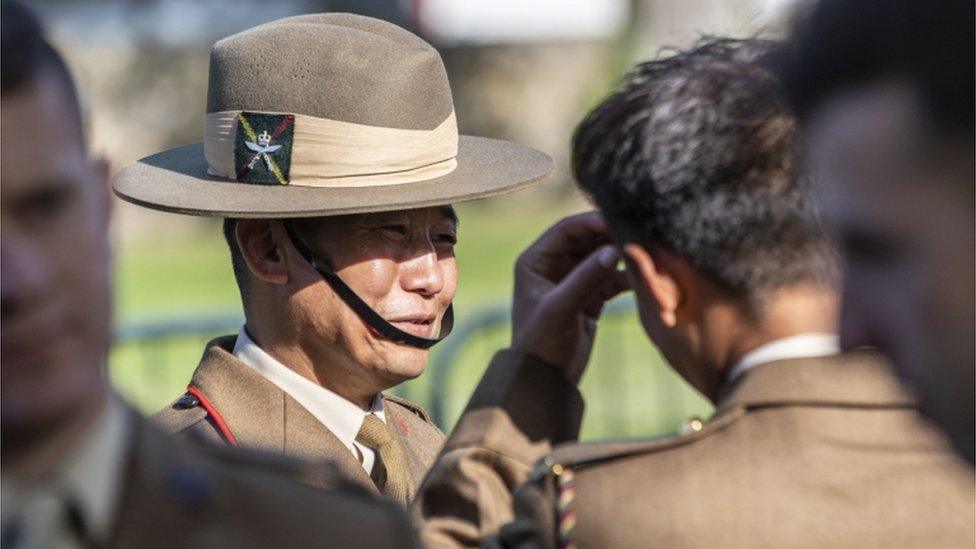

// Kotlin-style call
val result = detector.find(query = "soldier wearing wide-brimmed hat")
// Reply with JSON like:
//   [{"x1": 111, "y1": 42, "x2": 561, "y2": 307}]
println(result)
[{"x1": 113, "y1": 13, "x2": 552, "y2": 503}]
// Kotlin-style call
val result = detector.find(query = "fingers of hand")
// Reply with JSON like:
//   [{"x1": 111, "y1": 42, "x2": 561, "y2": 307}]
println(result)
[
  {"x1": 551, "y1": 244, "x2": 625, "y2": 314},
  {"x1": 540, "y1": 212, "x2": 608, "y2": 250},
  {"x1": 583, "y1": 268, "x2": 630, "y2": 319},
  {"x1": 518, "y1": 212, "x2": 611, "y2": 278}
]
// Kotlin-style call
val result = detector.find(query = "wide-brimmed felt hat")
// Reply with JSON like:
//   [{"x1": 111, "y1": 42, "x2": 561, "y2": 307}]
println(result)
[{"x1": 112, "y1": 13, "x2": 553, "y2": 218}]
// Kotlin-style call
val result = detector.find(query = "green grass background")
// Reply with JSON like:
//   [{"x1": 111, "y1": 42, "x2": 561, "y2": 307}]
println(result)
[{"x1": 109, "y1": 196, "x2": 712, "y2": 439}]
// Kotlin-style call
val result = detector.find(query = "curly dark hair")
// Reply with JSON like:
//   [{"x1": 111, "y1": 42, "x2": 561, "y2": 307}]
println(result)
[
  {"x1": 572, "y1": 37, "x2": 837, "y2": 306},
  {"x1": 223, "y1": 218, "x2": 251, "y2": 304}
]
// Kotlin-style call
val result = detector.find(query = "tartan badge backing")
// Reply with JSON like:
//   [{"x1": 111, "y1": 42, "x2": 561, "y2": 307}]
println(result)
[{"x1": 234, "y1": 112, "x2": 295, "y2": 185}]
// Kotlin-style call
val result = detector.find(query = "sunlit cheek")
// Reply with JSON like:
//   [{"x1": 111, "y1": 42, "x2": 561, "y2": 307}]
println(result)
[{"x1": 342, "y1": 259, "x2": 401, "y2": 307}]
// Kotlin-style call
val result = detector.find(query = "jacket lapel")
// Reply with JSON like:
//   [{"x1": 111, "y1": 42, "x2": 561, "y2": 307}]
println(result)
[
  {"x1": 281, "y1": 394, "x2": 376, "y2": 490},
  {"x1": 189, "y1": 336, "x2": 285, "y2": 452},
  {"x1": 187, "y1": 336, "x2": 377, "y2": 492}
]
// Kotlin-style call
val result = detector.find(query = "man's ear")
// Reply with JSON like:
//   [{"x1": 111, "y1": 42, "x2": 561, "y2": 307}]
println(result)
[
  {"x1": 622, "y1": 243, "x2": 683, "y2": 327},
  {"x1": 236, "y1": 219, "x2": 289, "y2": 285}
]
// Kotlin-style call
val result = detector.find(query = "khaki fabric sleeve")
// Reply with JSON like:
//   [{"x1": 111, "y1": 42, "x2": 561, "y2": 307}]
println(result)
[{"x1": 414, "y1": 349, "x2": 584, "y2": 548}]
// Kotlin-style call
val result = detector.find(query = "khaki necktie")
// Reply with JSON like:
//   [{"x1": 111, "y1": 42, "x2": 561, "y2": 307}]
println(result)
[{"x1": 356, "y1": 414, "x2": 410, "y2": 503}]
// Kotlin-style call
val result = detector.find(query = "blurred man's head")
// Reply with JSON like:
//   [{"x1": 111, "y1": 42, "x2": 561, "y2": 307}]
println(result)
[
  {"x1": 779, "y1": 0, "x2": 974, "y2": 463},
  {"x1": 221, "y1": 206, "x2": 458, "y2": 406},
  {"x1": 573, "y1": 38, "x2": 839, "y2": 400},
  {"x1": 0, "y1": 1, "x2": 112, "y2": 446}
]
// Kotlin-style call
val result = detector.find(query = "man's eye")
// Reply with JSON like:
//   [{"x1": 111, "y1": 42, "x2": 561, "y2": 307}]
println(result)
[
  {"x1": 20, "y1": 187, "x2": 72, "y2": 221},
  {"x1": 434, "y1": 233, "x2": 457, "y2": 246},
  {"x1": 380, "y1": 225, "x2": 408, "y2": 236}
]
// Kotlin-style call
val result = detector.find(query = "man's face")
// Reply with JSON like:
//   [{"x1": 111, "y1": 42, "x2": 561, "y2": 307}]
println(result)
[
  {"x1": 1, "y1": 72, "x2": 112, "y2": 435},
  {"x1": 806, "y1": 80, "x2": 975, "y2": 459},
  {"x1": 289, "y1": 206, "x2": 458, "y2": 386}
]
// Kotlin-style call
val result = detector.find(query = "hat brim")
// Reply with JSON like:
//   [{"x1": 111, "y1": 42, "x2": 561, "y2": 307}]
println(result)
[{"x1": 112, "y1": 135, "x2": 553, "y2": 218}]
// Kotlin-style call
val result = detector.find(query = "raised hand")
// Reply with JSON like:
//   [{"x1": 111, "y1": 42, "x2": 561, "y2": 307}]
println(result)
[{"x1": 511, "y1": 212, "x2": 630, "y2": 384}]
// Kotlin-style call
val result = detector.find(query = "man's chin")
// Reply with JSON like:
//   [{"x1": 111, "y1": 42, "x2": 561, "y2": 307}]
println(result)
[
  {"x1": 379, "y1": 362, "x2": 427, "y2": 384},
  {"x1": 371, "y1": 349, "x2": 428, "y2": 384}
]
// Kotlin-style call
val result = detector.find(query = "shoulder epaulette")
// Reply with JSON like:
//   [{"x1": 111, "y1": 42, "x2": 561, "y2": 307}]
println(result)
[
  {"x1": 541, "y1": 406, "x2": 746, "y2": 475},
  {"x1": 528, "y1": 408, "x2": 746, "y2": 549},
  {"x1": 153, "y1": 392, "x2": 209, "y2": 434}
]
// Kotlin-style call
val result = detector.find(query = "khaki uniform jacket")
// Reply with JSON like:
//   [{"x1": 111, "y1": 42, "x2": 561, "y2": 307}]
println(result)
[
  {"x1": 110, "y1": 411, "x2": 417, "y2": 548},
  {"x1": 154, "y1": 336, "x2": 445, "y2": 498},
  {"x1": 415, "y1": 350, "x2": 975, "y2": 548}
]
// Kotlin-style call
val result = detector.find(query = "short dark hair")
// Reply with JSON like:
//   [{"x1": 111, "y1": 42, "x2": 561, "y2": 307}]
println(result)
[
  {"x1": 777, "y1": 0, "x2": 973, "y2": 137},
  {"x1": 223, "y1": 218, "x2": 251, "y2": 305},
  {"x1": 1, "y1": 1, "x2": 82, "y2": 134},
  {"x1": 573, "y1": 37, "x2": 837, "y2": 304}
]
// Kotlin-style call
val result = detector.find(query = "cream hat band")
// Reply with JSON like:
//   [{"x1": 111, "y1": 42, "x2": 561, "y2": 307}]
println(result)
[{"x1": 203, "y1": 110, "x2": 459, "y2": 187}]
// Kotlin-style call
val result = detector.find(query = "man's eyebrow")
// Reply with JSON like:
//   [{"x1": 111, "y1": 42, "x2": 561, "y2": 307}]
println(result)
[
  {"x1": 23, "y1": 175, "x2": 79, "y2": 189},
  {"x1": 9, "y1": 176, "x2": 76, "y2": 201},
  {"x1": 4, "y1": 177, "x2": 78, "y2": 215}
]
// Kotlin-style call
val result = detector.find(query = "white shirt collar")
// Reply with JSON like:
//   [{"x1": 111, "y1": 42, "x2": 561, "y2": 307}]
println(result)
[
  {"x1": 232, "y1": 326, "x2": 384, "y2": 457},
  {"x1": 726, "y1": 333, "x2": 840, "y2": 386},
  {"x1": 65, "y1": 394, "x2": 129, "y2": 543}
]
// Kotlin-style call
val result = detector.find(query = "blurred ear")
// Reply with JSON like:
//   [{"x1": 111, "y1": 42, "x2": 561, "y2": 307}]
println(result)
[
  {"x1": 236, "y1": 219, "x2": 289, "y2": 285},
  {"x1": 622, "y1": 243, "x2": 683, "y2": 327}
]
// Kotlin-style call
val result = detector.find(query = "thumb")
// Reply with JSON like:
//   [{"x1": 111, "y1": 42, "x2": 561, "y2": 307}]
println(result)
[{"x1": 550, "y1": 245, "x2": 620, "y2": 313}]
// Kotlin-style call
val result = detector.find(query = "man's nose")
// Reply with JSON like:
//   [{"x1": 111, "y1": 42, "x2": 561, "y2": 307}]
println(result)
[{"x1": 400, "y1": 247, "x2": 444, "y2": 297}]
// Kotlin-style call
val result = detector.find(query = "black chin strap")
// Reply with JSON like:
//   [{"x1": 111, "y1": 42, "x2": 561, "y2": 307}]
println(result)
[{"x1": 284, "y1": 222, "x2": 453, "y2": 349}]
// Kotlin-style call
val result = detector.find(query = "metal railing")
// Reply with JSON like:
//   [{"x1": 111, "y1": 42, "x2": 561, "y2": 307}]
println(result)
[
  {"x1": 426, "y1": 298, "x2": 636, "y2": 425},
  {"x1": 418, "y1": 297, "x2": 713, "y2": 436},
  {"x1": 110, "y1": 309, "x2": 243, "y2": 410},
  {"x1": 113, "y1": 310, "x2": 244, "y2": 345}
]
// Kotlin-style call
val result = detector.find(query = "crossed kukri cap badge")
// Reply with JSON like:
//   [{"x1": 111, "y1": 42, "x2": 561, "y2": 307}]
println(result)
[{"x1": 234, "y1": 112, "x2": 295, "y2": 185}]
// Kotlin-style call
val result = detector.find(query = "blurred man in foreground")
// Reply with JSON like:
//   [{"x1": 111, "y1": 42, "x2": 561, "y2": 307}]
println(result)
[
  {"x1": 778, "y1": 0, "x2": 975, "y2": 464},
  {"x1": 0, "y1": 3, "x2": 417, "y2": 546},
  {"x1": 415, "y1": 38, "x2": 974, "y2": 548}
]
